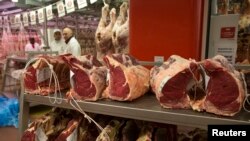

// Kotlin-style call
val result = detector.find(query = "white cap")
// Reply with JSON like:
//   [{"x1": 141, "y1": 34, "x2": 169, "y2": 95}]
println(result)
[{"x1": 53, "y1": 29, "x2": 61, "y2": 33}]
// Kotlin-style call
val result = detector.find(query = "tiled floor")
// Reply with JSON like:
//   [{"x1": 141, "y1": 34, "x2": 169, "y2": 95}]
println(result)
[{"x1": 0, "y1": 127, "x2": 18, "y2": 141}]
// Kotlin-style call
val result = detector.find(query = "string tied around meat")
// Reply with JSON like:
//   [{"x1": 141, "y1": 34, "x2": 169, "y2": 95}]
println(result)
[
  {"x1": 22, "y1": 57, "x2": 62, "y2": 104},
  {"x1": 187, "y1": 63, "x2": 206, "y2": 101},
  {"x1": 241, "y1": 73, "x2": 250, "y2": 113},
  {"x1": 68, "y1": 93, "x2": 111, "y2": 141}
]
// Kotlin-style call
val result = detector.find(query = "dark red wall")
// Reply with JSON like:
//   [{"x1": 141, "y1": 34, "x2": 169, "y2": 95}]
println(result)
[{"x1": 129, "y1": 0, "x2": 204, "y2": 61}]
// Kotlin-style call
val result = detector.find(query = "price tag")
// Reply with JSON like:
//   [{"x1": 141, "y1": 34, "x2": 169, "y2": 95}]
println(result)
[
  {"x1": 66, "y1": 128, "x2": 78, "y2": 141},
  {"x1": 35, "y1": 127, "x2": 48, "y2": 141},
  {"x1": 36, "y1": 67, "x2": 52, "y2": 83}
]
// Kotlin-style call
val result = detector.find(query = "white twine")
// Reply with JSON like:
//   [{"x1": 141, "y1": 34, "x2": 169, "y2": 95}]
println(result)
[
  {"x1": 188, "y1": 64, "x2": 206, "y2": 101},
  {"x1": 68, "y1": 93, "x2": 111, "y2": 141},
  {"x1": 241, "y1": 73, "x2": 250, "y2": 112}
]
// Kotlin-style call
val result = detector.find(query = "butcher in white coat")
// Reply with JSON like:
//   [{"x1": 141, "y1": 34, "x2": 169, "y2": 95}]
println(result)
[
  {"x1": 62, "y1": 27, "x2": 81, "y2": 56},
  {"x1": 50, "y1": 29, "x2": 66, "y2": 55}
]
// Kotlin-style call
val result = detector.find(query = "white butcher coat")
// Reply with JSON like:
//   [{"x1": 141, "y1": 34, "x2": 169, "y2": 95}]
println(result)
[
  {"x1": 64, "y1": 37, "x2": 81, "y2": 56},
  {"x1": 50, "y1": 39, "x2": 66, "y2": 55},
  {"x1": 25, "y1": 43, "x2": 41, "y2": 52},
  {"x1": 64, "y1": 36, "x2": 81, "y2": 88}
]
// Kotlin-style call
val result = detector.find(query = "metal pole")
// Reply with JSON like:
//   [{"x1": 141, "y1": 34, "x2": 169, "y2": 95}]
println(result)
[
  {"x1": 75, "y1": 14, "x2": 79, "y2": 38},
  {"x1": 43, "y1": 0, "x2": 49, "y2": 47}
]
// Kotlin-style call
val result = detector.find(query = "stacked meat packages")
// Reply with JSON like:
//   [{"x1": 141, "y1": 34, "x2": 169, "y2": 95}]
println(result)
[
  {"x1": 150, "y1": 55, "x2": 246, "y2": 116},
  {"x1": 22, "y1": 108, "x2": 206, "y2": 141},
  {"x1": 95, "y1": 2, "x2": 129, "y2": 62}
]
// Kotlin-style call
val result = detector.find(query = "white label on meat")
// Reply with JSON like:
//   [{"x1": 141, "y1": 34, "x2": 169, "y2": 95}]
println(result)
[
  {"x1": 35, "y1": 127, "x2": 48, "y2": 141},
  {"x1": 205, "y1": 74, "x2": 210, "y2": 89},
  {"x1": 36, "y1": 67, "x2": 51, "y2": 83},
  {"x1": 70, "y1": 70, "x2": 75, "y2": 88},
  {"x1": 158, "y1": 76, "x2": 171, "y2": 94},
  {"x1": 66, "y1": 128, "x2": 78, "y2": 141},
  {"x1": 106, "y1": 69, "x2": 110, "y2": 83}
]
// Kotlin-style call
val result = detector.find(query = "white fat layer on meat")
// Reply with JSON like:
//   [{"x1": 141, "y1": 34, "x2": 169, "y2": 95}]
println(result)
[
  {"x1": 67, "y1": 128, "x2": 78, "y2": 141},
  {"x1": 158, "y1": 76, "x2": 171, "y2": 94},
  {"x1": 36, "y1": 67, "x2": 51, "y2": 83},
  {"x1": 36, "y1": 127, "x2": 48, "y2": 141}
]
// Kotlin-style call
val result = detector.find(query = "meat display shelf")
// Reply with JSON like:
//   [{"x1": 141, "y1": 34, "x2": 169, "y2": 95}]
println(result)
[{"x1": 19, "y1": 93, "x2": 250, "y2": 139}]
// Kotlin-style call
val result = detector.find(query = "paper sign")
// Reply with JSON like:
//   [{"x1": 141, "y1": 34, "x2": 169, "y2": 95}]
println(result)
[
  {"x1": 30, "y1": 11, "x2": 36, "y2": 25},
  {"x1": 66, "y1": 128, "x2": 78, "y2": 141},
  {"x1": 4, "y1": 16, "x2": 8, "y2": 25},
  {"x1": 0, "y1": 16, "x2": 2, "y2": 26},
  {"x1": 38, "y1": 8, "x2": 44, "y2": 23},
  {"x1": 36, "y1": 127, "x2": 48, "y2": 141},
  {"x1": 90, "y1": 0, "x2": 97, "y2": 4},
  {"x1": 12, "y1": 0, "x2": 18, "y2": 2},
  {"x1": 36, "y1": 67, "x2": 52, "y2": 83},
  {"x1": 22, "y1": 13, "x2": 29, "y2": 26},
  {"x1": 65, "y1": 0, "x2": 75, "y2": 14},
  {"x1": 220, "y1": 27, "x2": 236, "y2": 39},
  {"x1": 46, "y1": 5, "x2": 53, "y2": 20},
  {"x1": 214, "y1": 41, "x2": 237, "y2": 64},
  {"x1": 77, "y1": 0, "x2": 87, "y2": 9},
  {"x1": 15, "y1": 14, "x2": 21, "y2": 25},
  {"x1": 10, "y1": 16, "x2": 15, "y2": 25},
  {"x1": 57, "y1": 1, "x2": 66, "y2": 17}
]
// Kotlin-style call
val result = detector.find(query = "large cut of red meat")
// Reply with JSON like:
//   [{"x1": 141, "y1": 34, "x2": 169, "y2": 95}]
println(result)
[
  {"x1": 24, "y1": 55, "x2": 70, "y2": 95},
  {"x1": 55, "y1": 117, "x2": 82, "y2": 141},
  {"x1": 150, "y1": 55, "x2": 199, "y2": 109},
  {"x1": 61, "y1": 54, "x2": 107, "y2": 101},
  {"x1": 201, "y1": 55, "x2": 245, "y2": 116},
  {"x1": 103, "y1": 54, "x2": 150, "y2": 101}
]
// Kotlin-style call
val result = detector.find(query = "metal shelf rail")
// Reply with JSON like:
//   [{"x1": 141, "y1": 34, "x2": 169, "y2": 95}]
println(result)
[{"x1": 18, "y1": 60, "x2": 250, "y2": 140}]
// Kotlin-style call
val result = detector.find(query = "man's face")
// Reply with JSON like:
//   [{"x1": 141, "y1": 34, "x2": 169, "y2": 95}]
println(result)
[
  {"x1": 54, "y1": 32, "x2": 62, "y2": 41},
  {"x1": 63, "y1": 30, "x2": 70, "y2": 41}
]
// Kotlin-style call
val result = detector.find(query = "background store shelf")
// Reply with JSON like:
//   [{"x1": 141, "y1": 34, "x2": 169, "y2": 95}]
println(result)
[{"x1": 23, "y1": 93, "x2": 250, "y2": 130}]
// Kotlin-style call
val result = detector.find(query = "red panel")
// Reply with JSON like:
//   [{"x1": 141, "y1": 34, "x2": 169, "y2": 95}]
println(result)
[{"x1": 129, "y1": 0, "x2": 204, "y2": 61}]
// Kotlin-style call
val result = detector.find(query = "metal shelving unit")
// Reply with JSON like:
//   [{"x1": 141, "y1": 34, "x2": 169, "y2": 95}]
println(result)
[{"x1": 18, "y1": 92, "x2": 250, "y2": 139}]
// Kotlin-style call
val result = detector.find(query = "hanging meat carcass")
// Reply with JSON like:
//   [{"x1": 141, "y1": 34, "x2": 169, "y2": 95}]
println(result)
[
  {"x1": 61, "y1": 54, "x2": 107, "y2": 101},
  {"x1": 112, "y1": 2, "x2": 129, "y2": 54},
  {"x1": 24, "y1": 55, "x2": 70, "y2": 95},
  {"x1": 18, "y1": 24, "x2": 29, "y2": 56},
  {"x1": 201, "y1": 55, "x2": 245, "y2": 116},
  {"x1": 103, "y1": 54, "x2": 150, "y2": 101},
  {"x1": 0, "y1": 28, "x2": 8, "y2": 59},
  {"x1": 95, "y1": 3, "x2": 116, "y2": 62}
]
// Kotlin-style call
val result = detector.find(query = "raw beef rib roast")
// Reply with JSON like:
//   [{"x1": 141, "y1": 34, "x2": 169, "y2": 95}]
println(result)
[
  {"x1": 103, "y1": 54, "x2": 150, "y2": 101},
  {"x1": 150, "y1": 55, "x2": 199, "y2": 109},
  {"x1": 201, "y1": 55, "x2": 245, "y2": 116},
  {"x1": 61, "y1": 54, "x2": 107, "y2": 101},
  {"x1": 24, "y1": 55, "x2": 70, "y2": 95}
]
